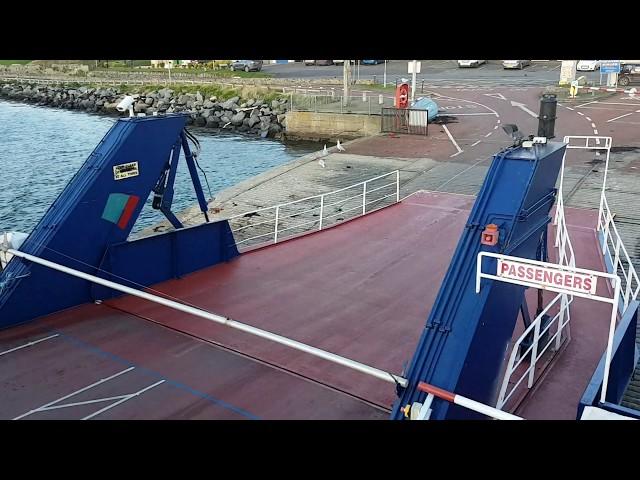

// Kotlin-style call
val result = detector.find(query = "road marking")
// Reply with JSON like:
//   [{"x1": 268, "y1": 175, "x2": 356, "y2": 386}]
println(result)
[
  {"x1": 471, "y1": 140, "x2": 482, "y2": 147},
  {"x1": 497, "y1": 119, "x2": 501, "y2": 124},
  {"x1": 594, "y1": 129, "x2": 598, "y2": 135},
  {"x1": 483, "y1": 93, "x2": 507, "y2": 100},
  {"x1": 510, "y1": 101, "x2": 538, "y2": 118},
  {"x1": 595, "y1": 138, "x2": 601, "y2": 145},
  {"x1": 485, "y1": 132, "x2": 493, "y2": 137},
  {"x1": 442, "y1": 124, "x2": 463, "y2": 155},
  {"x1": 591, "y1": 123, "x2": 596, "y2": 129},
  {"x1": 449, "y1": 151, "x2": 463, "y2": 158},
  {"x1": 606, "y1": 112, "x2": 634, "y2": 122},
  {"x1": 494, "y1": 125, "x2": 499, "y2": 129},
  {"x1": 565, "y1": 106, "x2": 575, "y2": 111},
  {"x1": 0, "y1": 334, "x2": 59, "y2": 357},
  {"x1": 575, "y1": 100, "x2": 599, "y2": 108},
  {"x1": 437, "y1": 112, "x2": 498, "y2": 116},
  {"x1": 577, "y1": 112, "x2": 584, "y2": 116},
  {"x1": 585, "y1": 117, "x2": 592, "y2": 121}
]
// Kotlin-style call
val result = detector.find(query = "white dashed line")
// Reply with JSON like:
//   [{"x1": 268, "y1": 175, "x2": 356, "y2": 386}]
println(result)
[
  {"x1": 595, "y1": 138, "x2": 601, "y2": 145},
  {"x1": 590, "y1": 123, "x2": 596, "y2": 129},
  {"x1": 497, "y1": 119, "x2": 501, "y2": 124},
  {"x1": 494, "y1": 125, "x2": 499, "y2": 129},
  {"x1": 471, "y1": 140, "x2": 481, "y2": 147},
  {"x1": 449, "y1": 151, "x2": 463, "y2": 158},
  {"x1": 585, "y1": 117, "x2": 592, "y2": 121},
  {"x1": 577, "y1": 112, "x2": 584, "y2": 116},
  {"x1": 485, "y1": 132, "x2": 493, "y2": 138},
  {"x1": 594, "y1": 129, "x2": 598, "y2": 135},
  {"x1": 565, "y1": 107, "x2": 575, "y2": 111}
]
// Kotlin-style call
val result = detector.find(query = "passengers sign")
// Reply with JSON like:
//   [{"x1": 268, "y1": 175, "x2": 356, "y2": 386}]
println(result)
[{"x1": 497, "y1": 258, "x2": 597, "y2": 295}]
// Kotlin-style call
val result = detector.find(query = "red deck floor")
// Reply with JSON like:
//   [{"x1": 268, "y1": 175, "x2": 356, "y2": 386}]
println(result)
[{"x1": 0, "y1": 192, "x2": 612, "y2": 419}]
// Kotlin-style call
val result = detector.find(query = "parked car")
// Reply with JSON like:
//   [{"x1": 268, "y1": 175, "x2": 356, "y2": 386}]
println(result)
[
  {"x1": 502, "y1": 60, "x2": 531, "y2": 70},
  {"x1": 333, "y1": 60, "x2": 345, "y2": 65},
  {"x1": 304, "y1": 60, "x2": 316, "y2": 66},
  {"x1": 361, "y1": 60, "x2": 383, "y2": 65},
  {"x1": 618, "y1": 64, "x2": 640, "y2": 86},
  {"x1": 457, "y1": 60, "x2": 486, "y2": 68},
  {"x1": 230, "y1": 60, "x2": 263, "y2": 72},
  {"x1": 315, "y1": 60, "x2": 334, "y2": 66},
  {"x1": 577, "y1": 60, "x2": 601, "y2": 71}
]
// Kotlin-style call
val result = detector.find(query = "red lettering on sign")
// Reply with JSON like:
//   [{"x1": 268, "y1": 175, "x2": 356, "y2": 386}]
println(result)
[
  {"x1": 584, "y1": 277, "x2": 593, "y2": 292},
  {"x1": 526, "y1": 267, "x2": 534, "y2": 280},
  {"x1": 517, "y1": 265, "x2": 525, "y2": 277},
  {"x1": 535, "y1": 269, "x2": 543, "y2": 282},
  {"x1": 501, "y1": 261, "x2": 510, "y2": 274},
  {"x1": 543, "y1": 270, "x2": 553, "y2": 284},
  {"x1": 574, "y1": 276, "x2": 583, "y2": 290},
  {"x1": 508, "y1": 265, "x2": 516, "y2": 276},
  {"x1": 564, "y1": 274, "x2": 572, "y2": 287}
]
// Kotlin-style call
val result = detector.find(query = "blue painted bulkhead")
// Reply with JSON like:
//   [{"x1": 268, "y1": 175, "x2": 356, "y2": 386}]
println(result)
[
  {"x1": 391, "y1": 141, "x2": 566, "y2": 419},
  {"x1": 0, "y1": 115, "x2": 238, "y2": 329}
]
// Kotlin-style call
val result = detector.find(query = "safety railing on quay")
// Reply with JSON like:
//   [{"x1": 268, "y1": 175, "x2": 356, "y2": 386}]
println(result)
[
  {"x1": 288, "y1": 91, "x2": 396, "y2": 115},
  {"x1": 225, "y1": 170, "x2": 400, "y2": 251}
]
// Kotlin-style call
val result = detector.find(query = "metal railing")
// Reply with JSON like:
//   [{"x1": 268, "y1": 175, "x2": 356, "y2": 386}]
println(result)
[
  {"x1": 496, "y1": 293, "x2": 574, "y2": 410},
  {"x1": 289, "y1": 91, "x2": 396, "y2": 115},
  {"x1": 381, "y1": 108, "x2": 429, "y2": 136},
  {"x1": 226, "y1": 170, "x2": 400, "y2": 250},
  {"x1": 405, "y1": 382, "x2": 523, "y2": 420},
  {"x1": 599, "y1": 195, "x2": 640, "y2": 313}
]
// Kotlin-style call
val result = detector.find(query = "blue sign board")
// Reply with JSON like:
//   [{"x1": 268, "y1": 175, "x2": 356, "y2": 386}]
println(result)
[{"x1": 601, "y1": 61, "x2": 621, "y2": 74}]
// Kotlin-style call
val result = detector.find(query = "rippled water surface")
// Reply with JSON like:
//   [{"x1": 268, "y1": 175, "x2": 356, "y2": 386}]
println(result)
[{"x1": 0, "y1": 101, "x2": 319, "y2": 234}]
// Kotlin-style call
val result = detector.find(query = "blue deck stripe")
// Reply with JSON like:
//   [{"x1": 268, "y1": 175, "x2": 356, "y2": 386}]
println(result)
[{"x1": 48, "y1": 328, "x2": 261, "y2": 420}]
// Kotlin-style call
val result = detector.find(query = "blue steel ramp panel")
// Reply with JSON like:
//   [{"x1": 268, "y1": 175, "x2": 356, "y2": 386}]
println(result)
[
  {"x1": 0, "y1": 115, "x2": 188, "y2": 329},
  {"x1": 391, "y1": 141, "x2": 566, "y2": 420}
]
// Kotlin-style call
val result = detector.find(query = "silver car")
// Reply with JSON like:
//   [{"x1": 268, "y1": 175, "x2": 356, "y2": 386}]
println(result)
[{"x1": 502, "y1": 60, "x2": 531, "y2": 70}]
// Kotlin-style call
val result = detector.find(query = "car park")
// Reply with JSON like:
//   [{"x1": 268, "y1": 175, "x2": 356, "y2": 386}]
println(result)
[
  {"x1": 457, "y1": 60, "x2": 486, "y2": 68},
  {"x1": 502, "y1": 60, "x2": 531, "y2": 69},
  {"x1": 230, "y1": 60, "x2": 263, "y2": 72}
]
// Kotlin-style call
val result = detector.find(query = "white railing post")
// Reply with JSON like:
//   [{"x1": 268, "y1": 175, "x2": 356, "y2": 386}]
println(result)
[
  {"x1": 362, "y1": 182, "x2": 367, "y2": 215},
  {"x1": 555, "y1": 294, "x2": 567, "y2": 351},
  {"x1": 601, "y1": 278, "x2": 621, "y2": 404},
  {"x1": 597, "y1": 147, "x2": 612, "y2": 231},
  {"x1": 319, "y1": 195, "x2": 324, "y2": 230},
  {"x1": 274, "y1": 206, "x2": 280, "y2": 243},
  {"x1": 396, "y1": 170, "x2": 400, "y2": 202},
  {"x1": 528, "y1": 318, "x2": 541, "y2": 388}
]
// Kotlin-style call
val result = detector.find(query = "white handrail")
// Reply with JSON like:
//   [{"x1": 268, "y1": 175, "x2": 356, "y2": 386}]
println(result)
[{"x1": 226, "y1": 170, "x2": 400, "y2": 249}]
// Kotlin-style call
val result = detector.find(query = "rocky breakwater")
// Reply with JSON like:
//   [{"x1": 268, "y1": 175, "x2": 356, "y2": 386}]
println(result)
[{"x1": 0, "y1": 83, "x2": 288, "y2": 138}]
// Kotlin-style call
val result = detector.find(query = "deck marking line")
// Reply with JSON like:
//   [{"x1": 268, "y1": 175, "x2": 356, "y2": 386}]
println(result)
[
  {"x1": 471, "y1": 140, "x2": 481, "y2": 147},
  {"x1": 13, "y1": 367, "x2": 135, "y2": 420},
  {"x1": 83, "y1": 380, "x2": 166, "y2": 420},
  {"x1": 0, "y1": 334, "x2": 59, "y2": 357}
]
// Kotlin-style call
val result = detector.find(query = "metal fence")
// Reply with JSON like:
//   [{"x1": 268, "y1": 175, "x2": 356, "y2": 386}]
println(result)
[
  {"x1": 381, "y1": 108, "x2": 429, "y2": 135},
  {"x1": 226, "y1": 170, "x2": 400, "y2": 251},
  {"x1": 288, "y1": 91, "x2": 396, "y2": 115}
]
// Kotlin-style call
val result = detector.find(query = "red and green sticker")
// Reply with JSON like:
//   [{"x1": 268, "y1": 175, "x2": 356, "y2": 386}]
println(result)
[{"x1": 101, "y1": 193, "x2": 140, "y2": 229}]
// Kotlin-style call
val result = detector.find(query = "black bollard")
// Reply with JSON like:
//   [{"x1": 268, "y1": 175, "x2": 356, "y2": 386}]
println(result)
[{"x1": 537, "y1": 94, "x2": 557, "y2": 139}]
